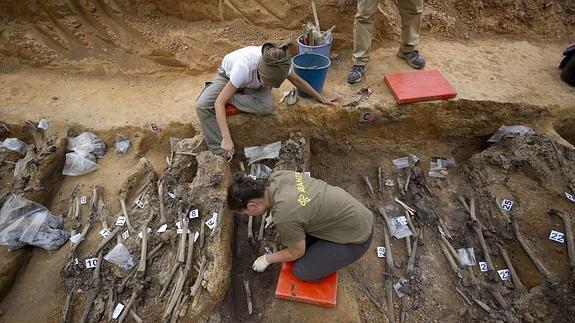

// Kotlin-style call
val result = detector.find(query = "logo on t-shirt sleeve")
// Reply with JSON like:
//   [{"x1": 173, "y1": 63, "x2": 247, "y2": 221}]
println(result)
[{"x1": 294, "y1": 173, "x2": 311, "y2": 206}]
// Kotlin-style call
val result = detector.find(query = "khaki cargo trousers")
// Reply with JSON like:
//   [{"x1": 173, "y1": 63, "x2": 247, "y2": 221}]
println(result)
[
  {"x1": 195, "y1": 70, "x2": 273, "y2": 152},
  {"x1": 353, "y1": 0, "x2": 423, "y2": 65}
]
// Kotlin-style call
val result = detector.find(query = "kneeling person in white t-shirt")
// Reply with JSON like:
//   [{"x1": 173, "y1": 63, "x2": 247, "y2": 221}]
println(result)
[{"x1": 196, "y1": 42, "x2": 335, "y2": 157}]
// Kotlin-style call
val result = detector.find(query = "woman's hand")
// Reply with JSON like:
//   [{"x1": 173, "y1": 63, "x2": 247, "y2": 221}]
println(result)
[{"x1": 221, "y1": 136, "x2": 234, "y2": 158}]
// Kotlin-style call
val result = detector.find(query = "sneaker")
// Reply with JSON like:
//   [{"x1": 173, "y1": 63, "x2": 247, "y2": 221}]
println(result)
[
  {"x1": 397, "y1": 50, "x2": 426, "y2": 69},
  {"x1": 347, "y1": 65, "x2": 367, "y2": 84}
]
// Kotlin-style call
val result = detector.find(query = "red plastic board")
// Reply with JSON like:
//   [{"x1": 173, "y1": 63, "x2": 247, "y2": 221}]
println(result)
[
  {"x1": 384, "y1": 69, "x2": 457, "y2": 104},
  {"x1": 274, "y1": 261, "x2": 338, "y2": 308}
]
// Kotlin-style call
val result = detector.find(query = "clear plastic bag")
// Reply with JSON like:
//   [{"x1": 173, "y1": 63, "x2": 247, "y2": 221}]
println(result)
[
  {"x1": 389, "y1": 216, "x2": 413, "y2": 239},
  {"x1": 68, "y1": 132, "x2": 107, "y2": 158},
  {"x1": 115, "y1": 134, "x2": 130, "y2": 155},
  {"x1": 104, "y1": 243, "x2": 135, "y2": 270},
  {"x1": 250, "y1": 163, "x2": 272, "y2": 179},
  {"x1": 13, "y1": 158, "x2": 26, "y2": 177},
  {"x1": 244, "y1": 141, "x2": 281, "y2": 165},
  {"x1": 62, "y1": 152, "x2": 98, "y2": 176},
  {"x1": 429, "y1": 157, "x2": 457, "y2": 178},
  {"x1": 2, "y1": 138, "x2": 28, "y2": 156},
  {"x1": 392, "y1": 154, "x2": 419, "y2": 170},
  {"x1": 0, "y1": 194, "x2": 69, "y2": 251},
  {"x1": 37, "y1": 119, "x2": 49, "y2": 130},
  {"x1": 487, "y1": 125, "x2": 535, "y2": 143},
  {"x1": 457, "y1": 247, "x2": 477, "y2": 266}
]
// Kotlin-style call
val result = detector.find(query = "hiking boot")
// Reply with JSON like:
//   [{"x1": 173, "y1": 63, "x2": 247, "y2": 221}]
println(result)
[
  {"x1": 397, "y1": 50, "x2": 426, "y2": 69},
  {"x1": 347, "y1": 65, "x2": 367, "y2": 84}
]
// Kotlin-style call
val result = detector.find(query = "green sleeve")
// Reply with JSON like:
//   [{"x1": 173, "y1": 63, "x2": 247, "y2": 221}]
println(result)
[{"x1": 276, "y1": 221, "x2": 306, "y2": 246}]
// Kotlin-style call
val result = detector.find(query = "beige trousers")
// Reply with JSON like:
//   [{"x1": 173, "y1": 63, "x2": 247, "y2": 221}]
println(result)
[{"x1": 353, "y1": 0, "x2": 423, "y2": 65}]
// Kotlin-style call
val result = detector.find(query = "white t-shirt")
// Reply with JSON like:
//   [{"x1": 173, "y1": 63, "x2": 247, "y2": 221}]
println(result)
[{"x1": 220, "y1": 46, "x2": 263, "y2": 89}]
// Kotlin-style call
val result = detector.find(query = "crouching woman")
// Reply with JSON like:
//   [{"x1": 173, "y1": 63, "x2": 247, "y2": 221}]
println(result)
[{"x1": 227, "y1": 170, "x2": 373, "y2": 282}]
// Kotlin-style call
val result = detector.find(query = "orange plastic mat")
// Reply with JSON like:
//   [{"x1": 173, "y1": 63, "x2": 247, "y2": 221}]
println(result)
[
  {"x1": 225, "y1": 103, "x2": 241, "y2": 116},
  {"x1": 384, "y1": 69, "x2": 457, "y2": 104},
  {"x1": 274, "y1": 261, "x2": 338, "y2": 308}
]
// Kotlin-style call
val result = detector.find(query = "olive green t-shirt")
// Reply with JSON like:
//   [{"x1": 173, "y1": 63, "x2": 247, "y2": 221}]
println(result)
[{"x1": 267, "y1": 170, "x2": 374, "y2": 246}]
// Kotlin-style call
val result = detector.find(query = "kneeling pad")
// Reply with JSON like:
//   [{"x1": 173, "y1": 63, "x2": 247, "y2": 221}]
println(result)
[
  {"x1": 274, "y1": 261, "x2": 338, "y2": 308},
  {"x1": 384, "y1": 69, "x2": 457, "y2": 104}
]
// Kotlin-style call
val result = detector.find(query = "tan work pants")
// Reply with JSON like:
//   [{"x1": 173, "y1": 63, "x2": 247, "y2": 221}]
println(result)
[{"x1": 353, "y1": 0, "x2": 423, "y2": 65}]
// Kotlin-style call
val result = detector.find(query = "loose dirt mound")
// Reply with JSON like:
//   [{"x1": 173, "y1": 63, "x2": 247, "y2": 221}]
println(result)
[{"x1": 1, "y1": 0, "x2": 573, "y2": 72}]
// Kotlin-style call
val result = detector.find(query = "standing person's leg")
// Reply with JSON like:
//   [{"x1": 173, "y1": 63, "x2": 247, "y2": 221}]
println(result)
[
  {"x1": 349, "y1": 0, "x2": 379, "y2": 84},
  {"x1": 292, "y1": 234, "x2": 373, "y2": 282},
  {"x1": 196, "y1": 73, "x2": 229, "y2": 152},
  {"x1": 396, "y1": 0, "x2": 425, "y2": 69}
]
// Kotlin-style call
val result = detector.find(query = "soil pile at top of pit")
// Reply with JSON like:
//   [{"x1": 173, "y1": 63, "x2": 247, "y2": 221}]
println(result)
[{"x1": 1, "y1": 0, "x2": 573, "y2": 72}]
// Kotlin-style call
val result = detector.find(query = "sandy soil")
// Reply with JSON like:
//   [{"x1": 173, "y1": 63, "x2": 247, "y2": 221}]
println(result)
[{"x1": 1, "y1": 1, "x2": 575, "y2": 322}]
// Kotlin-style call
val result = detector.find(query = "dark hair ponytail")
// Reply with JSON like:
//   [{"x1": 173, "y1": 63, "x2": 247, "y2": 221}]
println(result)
[{"x1": 227, "y1": 172, "x2": 267, "y2": 210}]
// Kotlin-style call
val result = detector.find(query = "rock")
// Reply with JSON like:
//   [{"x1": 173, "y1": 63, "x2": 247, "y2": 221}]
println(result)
[{"x1": 524, "y1": 313, "x2": 535, "y2": 323}]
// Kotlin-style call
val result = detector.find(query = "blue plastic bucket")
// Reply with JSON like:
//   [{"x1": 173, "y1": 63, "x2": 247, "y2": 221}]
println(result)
[
  {"x1": 297, "y1": 34, "x2": 332, "y2": 57},
  {"x1": 292, "y1": 52, "x2": 331, "y2": 98}
]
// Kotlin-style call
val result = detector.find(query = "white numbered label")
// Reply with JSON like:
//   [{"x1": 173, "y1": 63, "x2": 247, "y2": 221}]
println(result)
[
  {"x1": 121, "y1": 230, "x2": 130, "y2": 240},
  {"x1": 497, "y1": 269, "x2": 511, "y2": 281},
  {"x1": 189, "y1": 209, "x2": 199, "y2": 219},
  {"x1": 303, "y1": 172, "x2": 311, "y2": 177},
  {"x1": 112, "y1": 303, "x2": 125, "y2": 319},
  {"x1": 80, "y1": 196, "x2": 87, "y2": 204},
  {"x1": 549, "y1": 230, "x2": 565, "y2": 244},
  {"x1": 157, "y1": 224, "x2": 168, "y2": 233},
  {"x1": 138, "y1": 227, "x2": 152, "y2": 239},
  {"x1": 150, "y1": 123, "x2": 160, "y2": 132},
  {"x1": 565, "y1": 192, "x2": 575, "y2": 203},
  {"x1": 168, "y1": 192, "x2": 176, "y2": 199},
  {"x1": 99, "y1": 228, "x2": 111, "y2": 238},
  {"x1": 115, "y1": 216, "x2": 126, "y2": 226},
  {"x1": 206, "y1": 213, "x2": 218, "y2": 230},
  {"x1": 479, "y1": 261, "x2": 488, "y2": 272},
  {"x1": 85, "y1": 258, "x2": 98, "y2": 269},
  {"x1": 377, "y1": 247, "x2": 386, "y2": 258},
  {"x1": 177, "y1": 228, "x2": 190, "y2": 235},
  {"x1": 501, "y1": 199, "x2": 514, "y2": 211},
  {"x1": 135, "y1": 199, "x2": 144, "y2": 209},
  {"x1": 360, "y1": 112, "x2": 374, "y2": 123},
  {"x1": 248, "y1": 175, "x2": 257, "y2": 180}
]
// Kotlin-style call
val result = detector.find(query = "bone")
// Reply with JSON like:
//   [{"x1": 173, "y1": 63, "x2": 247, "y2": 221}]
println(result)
[
  {"x1": 378, "y1": 166, "x2": 384, "y2": 194},
  {"x1": 118, "y1": 290, "x2": 138, "y2": 323},
  {"x1": 177, "y1": 216, "x2": 188, "y2": 263},
  {"x1": 247, "y1": 216, "x2": 254, "y2": 242},
  {"x1": 394, "y1": 198, "x2": 415, "y2": 215},
  {"x1": 469, "y1": 198, "x2": 497, "y2": 281},
  {"x1": 190, "y1": 257, "x2": 207, "y2": 297},
  {"x1": 439, "y1": 235, "x2": 462, "y2": 279},
  {"x1": 457, "y1": 195, "x2": 470, "y2": 214},
  {"x1": 158, "y1": 179, "x2": 167, "y2": 225},
  {"x1": 97, "y1": 198, "x2": 109, "y2": 230},
  {"x1": 455, "y1": 286, "x2": 471, "y2": 305},
  {"x1": 244, "y1": 280, "x2": 253, "y2": 315},
  {"x1": 365, "y1": 286, "x2": 382, "y2": 308},
  {"x1": 496, "y1": 242, "x2": 524, "y2": 291},
  {"x1": 439, "y1": 230, "x2": 459, "y2": 260},
  {"x1": 119, "y1": 196, "x2": 135, "y2": 232},
  {"x1": 404, "y1": 211, "x2": 417, "y2": 235},
  {"x1": 160, "y1": 262, "x2": 181, "y2": 298},
  {"x1": 512, "y1": 217, "x2": 555, "y2": 281},
  {"x1": 406, "y1": 230, "x2": 421, "y2": 274},
  {"x1": 405, "y1": 236, "x2": 411, "y2": 257},
  {"x1": 138, "y1": 221, "x2": 150, "y2": 275},
  {"x1": 62, "y1": 289, "x2": 74, "y2": 323},
  {"x1": 377, "y1": 207, "x2": 394, "y2": 237},
  {"x1": 79, "y1": 250, "x2": 103, "y2": 323},
  {"x1": 474, "y1": 298, "x2": 492, "y2": 314},
  {"x1": 397, "y1": 177, "x2": 405, "y2": 197},
  {"x1": 549, "y1": 209, "x2": 575, "y2": 274},
  {"x1": 93, "y1": 226, "x2": 121, "y2": 255},
  {"x1": 489, "y1": 288, "x2": 508, "y2": 309},
  {"x1": 383, "y1": 229, "x2": 395, "y2": 323},
  {"x1": 130, "y1": 310, "x2": 143, "y2": 323},
  {"x1": 258, "y1": 212, "x2": 267, "y2": 241},
  {"x1": 363, "y1": 175, "x2": 376, "y2": 200},
  {"x1": 90, "y1": 185, "x2": 99, "y2": 219},
  {"x1": 404, "y1": 172, "x2": 411, "y2": 194}
]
